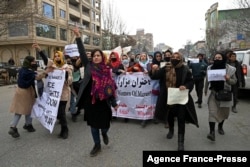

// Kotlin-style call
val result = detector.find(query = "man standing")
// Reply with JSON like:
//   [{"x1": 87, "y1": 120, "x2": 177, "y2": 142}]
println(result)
[
  {"x1": 227, "y1": 52, "x2": 245, "y2": 113},
  {"x1": 189, "y1": 53, "x2": 208, "y2": 108}
]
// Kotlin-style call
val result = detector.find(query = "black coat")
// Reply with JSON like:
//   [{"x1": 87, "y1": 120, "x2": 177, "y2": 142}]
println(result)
[
  {"x1": 149, "y1": 65, "x2": 199, "y2": 127},
  {"x1": 75, "y1": 37, "x2": 117, "y2": 128}
]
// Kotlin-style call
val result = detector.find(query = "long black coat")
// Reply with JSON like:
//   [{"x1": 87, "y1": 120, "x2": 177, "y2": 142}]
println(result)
[{"x1": 149, "y1": 65, "x2": 199, "y2": 127}]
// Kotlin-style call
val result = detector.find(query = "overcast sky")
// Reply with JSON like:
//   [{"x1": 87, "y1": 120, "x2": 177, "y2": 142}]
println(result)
[{"x1": 111, "y1": 0, "x2": 236, "y2": 51}]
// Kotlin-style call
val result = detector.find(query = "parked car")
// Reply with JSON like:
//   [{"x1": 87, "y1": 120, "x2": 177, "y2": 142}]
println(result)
[{"x1": 234, "y1": 49, "x2": 250, "y2": 90}]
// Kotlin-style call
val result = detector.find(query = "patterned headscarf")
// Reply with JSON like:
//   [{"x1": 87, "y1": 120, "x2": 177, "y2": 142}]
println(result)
[
  {"x1": 53, "y1": 51, "x2": 65, "y2": 68},
  {"x1": 90, "y1": 49, "x2": 117, "y2": 104}
]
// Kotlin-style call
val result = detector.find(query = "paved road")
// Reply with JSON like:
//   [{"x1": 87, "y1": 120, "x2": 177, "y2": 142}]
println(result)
[{"x1": 0, "y1": 85, "x2": 250, "y2": 167}]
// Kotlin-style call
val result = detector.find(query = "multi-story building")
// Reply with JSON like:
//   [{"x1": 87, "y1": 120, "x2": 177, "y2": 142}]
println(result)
[
  {"x1": 131, "y1": 29, "x2": 154, "y2": 54},
  {"x1": 205, "y1": 2, "x2": 250, "y2": 56},
  {"x1": 0, "y1": 0, "x2": 101, "y2": 65}
]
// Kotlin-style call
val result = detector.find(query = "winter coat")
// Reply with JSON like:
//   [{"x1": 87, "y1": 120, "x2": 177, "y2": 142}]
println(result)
[{"x1": 149, "y1": 65, "x2": 199, "y2": 127}]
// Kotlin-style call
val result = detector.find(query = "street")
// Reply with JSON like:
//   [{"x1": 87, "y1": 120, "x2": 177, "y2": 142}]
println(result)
[{"x1": 0, "y1": 85, "x2": 250, "y2": 167}]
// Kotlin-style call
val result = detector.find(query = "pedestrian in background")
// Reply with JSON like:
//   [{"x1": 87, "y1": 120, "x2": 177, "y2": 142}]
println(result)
[
  {"x1": 227, "y1": 52, "x2": 245, "y2": 113},
  {"x1": 189, "y1": 53, "x2": 208, "y2": 108},
  {"x1": 204, "y1": 52, "x2": 237, "y2": 141},
  {"x1": 73, "y1": 27, "x2": 118, "y2": 157},
  {"x1": 8, "y1": 56, "x2": 52, "y2": 138}
]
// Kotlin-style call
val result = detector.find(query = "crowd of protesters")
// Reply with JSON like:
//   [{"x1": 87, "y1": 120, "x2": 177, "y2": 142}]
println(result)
[{"x1": 7, "y1": 27, "x2": 243, "y2": 155}]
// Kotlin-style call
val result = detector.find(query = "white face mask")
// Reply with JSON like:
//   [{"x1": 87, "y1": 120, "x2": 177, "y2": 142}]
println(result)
[{"x1": 122, "y1": 59, "x2": 129, "y2": 66}]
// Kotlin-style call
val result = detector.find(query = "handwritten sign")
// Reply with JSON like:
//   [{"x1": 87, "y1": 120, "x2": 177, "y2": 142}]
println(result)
[
  {"x1": 112, "y1": 72, "x2": 156, "y2": 120},
  {"x1": 207, "y1": 69, "x2": 226, "y2": 82},
  {"x1": 31, "y1": 70, "x2": 65, "y2": 133},
  {"x1": 188, "y1": 58, "x2": 199, "y2": 63},
  {"x1": 167, "y1": 88, "x2": 189, "y2": 105},
  {"x1": 64, "y1": 44, "x2": 80, "y2": 57}
]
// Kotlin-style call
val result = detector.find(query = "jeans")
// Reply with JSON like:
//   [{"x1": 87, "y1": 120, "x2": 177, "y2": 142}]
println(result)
[
  {"x1": 69, "y1": 92, "x2": 77, "y2": 114},
  {"x1": 10, "y1": 114, "x2": 32, "y2": 127},
  {"x1": 91, "y1": 127, "x2": 109, "y2": 144}
]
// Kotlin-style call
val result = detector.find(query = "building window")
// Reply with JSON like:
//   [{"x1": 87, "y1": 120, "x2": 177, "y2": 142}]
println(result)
[
  {"x1": 92, "y1": 23, "x2": 96, "y2": 32},
  {"x1": 36, "y1": 23, "x2": 56, "y2": 39},
  {"x1": 60, "y1": 28, "x2": 67, "y2": 41},
  {"x1": 60, "y1": 9, "x2": 66, "y2": 19},
  {"x1": 83, "y1": 35, "x2": 90, "y2": 44},
  {"x1": 8, "y1": 21, "x2": 28, "y2": 37},
  {"x1": 93, "y1": 36, "x2": 100, "y2": 46},
  {"x1": 43, "y1": 2, "x2": 54, "y2": 19}
]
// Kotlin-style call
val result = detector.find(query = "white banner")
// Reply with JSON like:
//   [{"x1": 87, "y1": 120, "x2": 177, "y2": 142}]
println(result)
[
  {"x1": 64, "y1": 44, "x2": 80, "y2": 57},
  {"x1": 31, "y1": 70, "x2": 65, "y2": 133},
  {"x1": 112, "y1": 72, "x2": 159, "y2": 120}
]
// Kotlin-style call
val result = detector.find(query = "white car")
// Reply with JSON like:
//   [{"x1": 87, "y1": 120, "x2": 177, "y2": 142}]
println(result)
[{"x1": 234, "y1": 49, "x2": 250, "y2": 90}]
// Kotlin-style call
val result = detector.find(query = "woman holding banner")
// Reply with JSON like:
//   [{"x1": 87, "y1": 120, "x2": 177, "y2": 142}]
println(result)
[
  {"x1": 33, "y1": 44, "x2": 73, "y2": 139},
  {"x1": 149, "y1": 52, "x2": 199, "y2": 151},
  {"x1": 8, "y1": 56, "x2": 52, "y2": 138},
  {"x1": 204, "y1": 52, "x2": 237, "y2": 142},
  {"x1": 73, "y1": 27, "x2": 118, "y2": 157}
]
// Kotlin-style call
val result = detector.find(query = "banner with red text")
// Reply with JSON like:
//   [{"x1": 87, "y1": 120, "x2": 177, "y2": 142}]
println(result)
[{"x1": 112, "y1": 72, "x2": 159, "y2": 120}]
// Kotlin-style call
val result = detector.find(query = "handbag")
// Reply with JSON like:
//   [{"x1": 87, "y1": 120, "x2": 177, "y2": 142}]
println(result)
[{"x1": 215, "y1": 90, "x2": 232, "y2": 101}]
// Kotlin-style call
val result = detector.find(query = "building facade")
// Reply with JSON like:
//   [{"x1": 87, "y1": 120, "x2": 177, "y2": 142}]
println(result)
[
  {"x1": 131, "y1": 29, "x2": 154, "y2": 54},
  {"x1": 0, "y1": 0, "x2": 101, "y2": 65}
]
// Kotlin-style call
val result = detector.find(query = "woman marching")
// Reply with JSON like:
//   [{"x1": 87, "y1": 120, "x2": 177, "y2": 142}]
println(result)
[
  {"x1": 149, "y1": 52, "x2": 199, "y2": 151},
  {"x1": 204, "y1": 51, "x2": 237, "y2": 141},
  {"x1": 8, "y1": 56, "x2": 52, "y2": 138},
  {"x1": 73, "y1": 27, "x2": 118, "y2": 157}
]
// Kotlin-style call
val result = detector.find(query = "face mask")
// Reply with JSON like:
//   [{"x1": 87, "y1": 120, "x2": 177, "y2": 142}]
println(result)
[
  {"x1": 213, "y1": 60, "x2": 223, "y2": 66},
  {"x1": 130, "y1": 58, "x2": 134, "y2": 62},
  {"x1": 88, "y1": 57, "x2": 92, "y2": 61},
  {"x1": 171, "y1": 59, "x2": 181, "y2": 66},
  {"x1": 31, "y1": 64, "x2": 38, "y2": 71},
  {"x1": 122, "y1": 59, "x2": 129, "y2": 66},
  {"x1": 111, "y1": 58, "x2": 116, "y2": 62},
  {"x1": 164, "y1": 57, "x2": 171, "y2": 62}
]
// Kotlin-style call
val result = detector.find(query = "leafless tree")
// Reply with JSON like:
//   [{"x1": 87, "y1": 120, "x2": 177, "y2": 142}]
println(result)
[
  {"x1": 0, "y1": 0, "x2": 38, "y2": 38},
  {"x1": 101, "y1": 0, "x2": 128, "y2": 50}
]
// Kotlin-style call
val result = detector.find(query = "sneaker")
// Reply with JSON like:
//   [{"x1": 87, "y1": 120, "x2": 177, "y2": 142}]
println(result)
[
  {"x1": 8, "y1": 127, "x2": 20, "y2": 138},
  {"x1": 23, "y1": 124, "x2": 36, "y2": 132},
  {"x1": 90, "y1": 144, "x2": 101, "y2": 157},
  {"x1": 102, "y1": 133, "x2": 109, "y2": 145}
]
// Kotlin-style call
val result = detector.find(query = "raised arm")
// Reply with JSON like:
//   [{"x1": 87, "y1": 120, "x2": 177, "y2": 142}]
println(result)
[
  {"x1": 72, "y1": 27, "x2": 88, "y2": 67},
  {"x1": 32, "y1": 43, "x2": 48, "y2": 65}
]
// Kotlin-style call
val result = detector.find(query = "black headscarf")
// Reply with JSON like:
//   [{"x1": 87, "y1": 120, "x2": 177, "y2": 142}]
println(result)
[
  {"x1": 152, "y1": 51, "x2": 163, "y2": 66},
  {"x1": 210, "y1": 52, "x2": 227, "y2": 91}
]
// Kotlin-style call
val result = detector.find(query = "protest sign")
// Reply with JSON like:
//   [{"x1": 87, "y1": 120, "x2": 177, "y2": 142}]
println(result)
[
  {"x1": 31, "y1": 70, "x2": 65, "y2": 133},
  {"x1": 64, "y1": 44, "x2": 79, "y2": 57}
]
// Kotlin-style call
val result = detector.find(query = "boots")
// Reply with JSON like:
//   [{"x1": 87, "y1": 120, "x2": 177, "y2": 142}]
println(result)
[
  {"x1": 23, "y1": 124, "x2": 36, "y2": 132},
  {"x1": 90, "y1": 143, "x2": 101, "y2": 157},
  {"x1": 166, "y1": 127, "x2": 174, "y2": 139},
  {"x1": 102, "y1": 133, "x2": 109, "y2": 145},
  {"x1": 218, "y1": 121, "x2": 225, "y2": 135},
  {"x1": 8, "y1": 127, "x2": 20, "y2": 138},
  {"x1": 178, "y1": 134, "x2": 184, "y2": 151},
  {"x1": 207, "y1": 131, "x2": 215, "y2": 141},
  {"x1": 58, "y1": 126, "x2": 68, "y2": 139}
]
